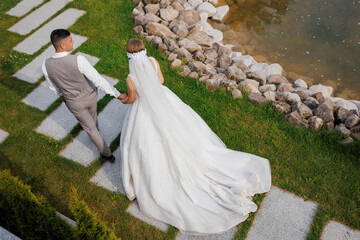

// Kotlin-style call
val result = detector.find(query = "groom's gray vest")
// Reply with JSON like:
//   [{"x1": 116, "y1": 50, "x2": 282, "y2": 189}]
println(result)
[{"x1": 45, "y1": 55, "x2": 95, "y2": 102}]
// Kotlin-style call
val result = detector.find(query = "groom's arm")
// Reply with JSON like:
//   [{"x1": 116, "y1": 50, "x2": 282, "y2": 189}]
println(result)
[{"x1": 77, "y1": 55, "x2": 125, "y2": 99}]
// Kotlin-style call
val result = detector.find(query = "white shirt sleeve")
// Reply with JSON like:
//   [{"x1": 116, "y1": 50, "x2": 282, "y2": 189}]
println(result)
[
  {"x1": 77, "y1": 55, "x2": 121, "y2": 98},
  {"x1": 42, "y1": 60, "x2": 63, "y2": 97}
]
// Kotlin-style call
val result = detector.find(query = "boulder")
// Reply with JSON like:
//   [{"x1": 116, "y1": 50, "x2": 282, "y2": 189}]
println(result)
[
  {"x1": 308, "y1": 84, "x2": 333, "y2": 98},
  {"x1": 247, "y1": 71, "x2": 266, "y2": 86},
  {"x1": 308, "y1": 116, "x2": 324, "y2": 131},
  {"x1": 259, "y1": 84, "x2": 276, "y2": 93},
  {"x1": 292, "y1": 102, "x2": 313, "y2": 119},
  {"x1": 277, "y1": 83, "x2": 294, "y2": 93},
  {"x1": 211, "y1": 73, "x2": 227, "y2": 82},
  {"x1": 160, "y1": 8, "x2": 179, "y2": 21},
  {"x1": 285, "y1": 111, "x2": 309, "y2": 128},
  {"x1": 187, "y1": 31, "x2": 213, "y2": 48},
  {"x1": 273, "y1": 101, "x2": 291, "y2": 114},
  {"x1": 150, "y1": 36, "x2": 163, "y2": 46},
  {"x1": 326, "y1": 122, "x2": 334, "y2": 130},
  {"x1": 232, "y1": 89, "x2": 242, "y2": 98},
  {"x1": 145, "y1": 4, "x2": 160, "y2": 14},
  {"x1": 173, "y1": 47, "x2": 192, "y2": 60},
  {"x1": 335, "y1": 124, "x2": 351, "y2": 138},
  {"x1": 206, "y1": 79, "x2": 220, "y2": 91},
  {"x1": 188, "y1": 0, "x2": 202, "y2": 8},
  {"x1": 344, "y1": 114, "x2": 360, "y2": 128},
  {"x1": 134, "y1": 15, "x2": 147, "y2": 26},
  {"x1": 204, "y1": 49, "x2": 218, "y2": 60},
  {"x1": 179, "y1": 65, "x2": 191, "y2": 76},
  {"x1": 193, "y1": 50, "x2": 205, "y2": 62},
  {"x1": 239, "y1": 79, "x2": 260, "y2": 93},
  {"x1": 196, "y1": 2, "x2": 216, "y2": 17},
  {"x1": 232, "y1": 55, "x2": 256, "y2": 67},
  {"x1": 178, "y1": 38, "x2": 202, "y2": 53},
  {"x1": 276, "y1": 92, "x2": 301, "y2": 104},
  {"x1": 199, "y1": 75, "x2": 210, "y2": 82},
  {"x1": 295, "y1": 90, "x2": 308, "y2": 101},
  {"x1": 314, "y1": 99, "x2": 334, "y2": 123},
  {"x1": 206, "y1": 29, "x2": 223, "y2": 43},
  {"x1": 177, "y1": 9, "x2": 201, "y2": 26},
  {"x1": 248, "y1": 93, "x2": 269, "y2": 104},
  {"x1": 327, "y1": 97, "x2": 359, "y2": 115},
  {"x1": 144, "y1": 13, "x2": 162, "y2": 24},
  {"x1": 171, "y1": 2, "x2": 185, "y2": 11},
  {"x1": 225, "y1": 65, "x2": 246, "y2": 83},
  {"x1": 267, "y1": 74, "x2": 288, "y2": 84},
  {"x1": 294, "y1": 79, "x2": 308, "y2": 88},
  {"x1": 263, "y1": 91, "x2": 276, "y2": 101},
  {"x1": 349, "y1": 100, "x2": 360, "y2": 113},
  {"x1": 171, "y1": 23, "x2": 188, "y2": 37},
  {"x1": 146, "y1": 22, "x2": 176, "y2": 39},
  {"x1": 160, "y1": 0, "x2": 171, "y2": 8},
  {"x1": 267, "y1": 63, "x2": 285, "y2": 77},
  {"x1": 168, "y1": 52, "x2": 177, "y2": 61},
  {"x1": 218, "y1": 55, "x2": 231, "y2": 68},
  {"x1": 303, "y1": 97, "x2": 319, "y2": 109},
  {"x1": 163, "y1": 38, "x2": 179, "y2": 51},
  {"x1": 341, "y1": 137, "x2": 354, "y2": 145},
  {"x1": 187, "y1": 61, "x2": 209, "y2": 76},
  {"x1": 188, "y1": 72, "x2": 199, "y2": 79},
  {"x1": 170, "y1": 58, "x2": 182, "y2": 68},
  {"x1": 212, "y1": 5, "x2": 229, "y2": 22},
  {"x1": 312, "y1": 92, "x2": 325, "y2": 103},
  {"x1": 132, "y1": 25, "x2": 144, "y2": 34},
  {"x1": 335, "y1": 106, "x2": 352, "y2": 123}
]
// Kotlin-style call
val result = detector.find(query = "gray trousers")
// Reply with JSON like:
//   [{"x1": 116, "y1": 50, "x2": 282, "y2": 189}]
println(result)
[{"x1": 65, "y1": 89, "x2": 112, "y2": 157}]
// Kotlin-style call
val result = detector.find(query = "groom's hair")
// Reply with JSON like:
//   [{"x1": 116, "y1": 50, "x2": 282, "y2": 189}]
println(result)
[
  {"x1": 126, "y1": 38, "x2": 145, "y2": 53},
  {"x1": 50, "y1": 29, "x2": 70, "y2": 50}
]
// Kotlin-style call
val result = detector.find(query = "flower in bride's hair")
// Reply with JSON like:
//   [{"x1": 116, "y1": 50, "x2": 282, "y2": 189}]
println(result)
[{"x1": 126, "y1": 49, "x2": 147, "y2": 59}]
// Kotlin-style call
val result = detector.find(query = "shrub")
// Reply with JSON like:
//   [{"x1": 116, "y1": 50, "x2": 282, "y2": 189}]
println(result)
[
  {"x1": 70, "y1": 185, "x2": 120, "y2": 240},
  {"x1": 0, "y1": 169, "x2": 75, "y2": 240}
]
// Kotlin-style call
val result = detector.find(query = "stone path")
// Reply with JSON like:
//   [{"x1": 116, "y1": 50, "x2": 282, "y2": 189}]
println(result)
[
  {"x1": 0, "y1": 129, "x2": 9, "y2": 144},
  {"x1": 14, "y1": 34, "x2": 88, "y2": 83},
  {"x1": 4, "y1": 1, "x2": 360, "y2": 240},
  {"x1": 6, "y1": 0, "x2": 44, "y2": 17},
  {"x1": 13, "y1": 8, "x2": 85, "y2": 55},
  {"x1": 9, "y1": 0, "x2": 74, "y2": 35},
  {"x1": 0, "y1": 226, "x2": 21, "y2": 240}
]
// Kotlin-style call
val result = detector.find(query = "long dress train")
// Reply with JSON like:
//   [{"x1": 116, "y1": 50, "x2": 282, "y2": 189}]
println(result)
[{"x1": 120, "y1": 52, "x2": 271, "y2": 234}]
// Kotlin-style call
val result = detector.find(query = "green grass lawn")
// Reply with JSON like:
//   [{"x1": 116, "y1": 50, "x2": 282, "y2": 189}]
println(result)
[{"x1": 0, "y1": 0, "x2": 359, "y2": 239}]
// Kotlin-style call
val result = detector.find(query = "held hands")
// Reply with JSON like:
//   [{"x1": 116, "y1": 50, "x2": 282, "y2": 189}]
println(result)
[{"x1": 118, "y1": 93, "x2": 128, "y2": 103}]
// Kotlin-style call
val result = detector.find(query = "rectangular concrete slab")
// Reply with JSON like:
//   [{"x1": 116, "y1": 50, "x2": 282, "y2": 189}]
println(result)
[
  {"x1": 6, "y1": 0, "x2": 44, "y2": 17},
  {"x1": 89, "y1": 146, "x2": 125, "y2": 194},
  {"x1": 22, "y1": 81, "x2": 58, "y2": 111},
  {"x1": 127, "y1": 201, "x2": 169, "y2": 232},
  {"x1": 246, "y1": 186, "x2": 318, "y2": 240},
  {"x1": 176, "y1": 227, "x2": 237, "y2": 240},
  {"x1": 35, "y1": 75, "x2": 117, "y2": 140},
  {"x1": 13, "y1": 34, "x2": 88, "y2": 83},
  {"x1": 321, "y1": 221, "x2": 360, "y2": 240},
  {"x1": 56, "y1": 212, "x2": 77, "y2": 229},
  {"x1": 13, "y1": 8, "x2": 85, "y2": 55},
  {"x1": 60, "y1": 99, "x2": 128, "y2": 166},
  {"x1": 9, "y1": 0, "x2": 74, "y2": 35},
  {"x1": 0, "y1": 226, "x2": 22, "y2": 240},
  {"x1": 0, "y1": 129, "x2": 9, "y2": 144}
]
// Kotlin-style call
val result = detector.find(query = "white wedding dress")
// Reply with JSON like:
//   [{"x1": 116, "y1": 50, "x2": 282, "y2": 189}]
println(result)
[{"x1": 120, "y1": 50, "x2": 271, "y2": 234}]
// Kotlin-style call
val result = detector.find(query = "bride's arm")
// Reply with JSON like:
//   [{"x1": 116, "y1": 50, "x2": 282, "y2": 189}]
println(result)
[
  {"x1": 122, "y1": 76, "x2": 136, "y2": 104},
  {"x1": 150, "y1": 58, "x2": 164, "y2": 84}
]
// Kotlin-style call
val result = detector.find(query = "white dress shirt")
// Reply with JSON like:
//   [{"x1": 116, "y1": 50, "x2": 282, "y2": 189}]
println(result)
[{"x1": 42, "y1": 52, "x2": 120, "y2": 98}]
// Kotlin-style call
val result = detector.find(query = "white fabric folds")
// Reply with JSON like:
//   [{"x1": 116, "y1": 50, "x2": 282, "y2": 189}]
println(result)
[{"x1": 120, "y1": 50, "x2": 271, "y2": 234}]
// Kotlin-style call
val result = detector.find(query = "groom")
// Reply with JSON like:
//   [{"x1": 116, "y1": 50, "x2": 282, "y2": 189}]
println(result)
[{"x1": 42, "y1": 29, "x2": 127, "y2": 162}]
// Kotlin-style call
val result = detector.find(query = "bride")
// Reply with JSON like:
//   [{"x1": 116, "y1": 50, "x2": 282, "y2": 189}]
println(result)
[{"x1": 119, "y1": 38, "x2": 271, "y2": 235}]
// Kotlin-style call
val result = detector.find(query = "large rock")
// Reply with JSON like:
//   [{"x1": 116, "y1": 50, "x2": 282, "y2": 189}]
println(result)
[
  {"x1": 327, "y1": 97, "x2": 359, "y2": 115},
  {"x1": 239, "y1": 79, "x2": 260, "y2": 93},
  {"x1": 273, "y1": 101, "x2": 291, "y2": 114},
  {"x1": 335, "y1": 106, "x2": 352, "y2": 123},
  {"x1": 144, "y1": 13, "x2": 162, "y2": 24},
  {"x1": 188, "y1": 0, "x2": 202, "y2": 8},
  {"x1": 170, "y1": 58, "x2": 182, "y2": 68},
  {"x1": 171, "y1": 2, "x2": 185, "y2": 11},
  {"x1": 248, "y1": 93, "x2": 269, "y2": 104},
  {"x1": 206, "y1": 78, "x2": 220, "y2": 91},
  {"x1": 212, "y1": 5, "x2": 229, "y2": 22},
  {"x1": 179, "y1": 65, "x2": 191, "y2": 76},
  {"x1": 218, "y1": 55, "x2": 231, "y2": 68},
  {"x1": 292, "y1": 102, "x2": 313, "y2": 119},
  {"x1": 150, "y1": 36, "x2": 163, "y2": 46},
  {"x1": 232, "y1": 89, "x2": 242, "y2": 98},
  {"x1": 285, "y1": 111, "x2": 309, "y2": 128},
  {"x1": 267, "y1": 74, "x2": 288, "y2": 84},
  {"x1": 349, "y1": 100, "x2": 360, "y2": 113},
  {"x1": 259, "y1": 84, "x2": 276, "y2": 93},
  {"x1": 312, "y1": 92, "x2": 325, "y2": 103},
  {"x1": 344, "y1": 114, "x2": 360, "y2": 128},
  {"x1": 303, "y1": 97, "x2": 319, "y2": 109},
  {"x1": 206, "y1": 29, "x2": 223, "y2": 43},
  {"x1": 211, "y1": 73, "x2": 227, "y2": 82},
  {"x1": 173, "y1": 47, "x2": 192, "y2": 60},
  {"x1": 232, "y1": 55, "x2": 256, "y2": 67},
  {"x1": 267, "y1": 63, "x2": 285, "y2": 77},
  {"x1": 193, "y1": 50, "x2": 205, "y2": 62},
  {"x1": 308, "y1": 116, "x2": 324, "y2": 131},
  {"x1": 294, "y1": 79, "x2": 308, "y2": 88},
  {"x1": 132, "y1": 25, "x2": 144, "y2": 34},
  {"x1": 169, "y1": 20, "x2": 188, "y2": 37},
  {"x1": 196, "y1": 2, "x2": 216, "y2": 17},
  {"x1": 177, "y1": 9, "x2": 201, "y2": 26},
  {"x1": 134, "y1": 15, "x2": 147, "y2": 26},
  {"x1": 335, "y1": 124, "x2": 351, "y2": 138},
  {"x1": 145, "y1": 4, "x2": 160, "y2": 14},
  {"x1": 247, "y1": 71, "x2": 266, "y2": 86},
  {"x1": 225, "y1": 65, "x2": 246, "y2": 82},
  {"x1": 204, "y1": 49, "x2": 218, "y2": 60},
  {"x1": 221, "y1": 79, "x2": 237, "y2": 91},
  {"x1": 308, "y1": 84, "x2": 333, "y2": 98},
  {"x1": 295, "y1": 90, "x2": 308, "y2": 101},
  {"x1": 163, "y1": 38, "x2": 179, "y2": 51},
  {"x1": 146, "y1": 22, "x2": 176, "y2": 39},
  {"x1": 178, "y1": 38, "x2": 202, "y2": 53},
  {"x1": 276, "y1": 92, "x2": 301, "y2": 104},
  {"x1": 277, "y1": 83, "x2": 294, "y2": 93},
  {"x1": 160, "y1": 8, "x2": 179, "y2": 21},
  {"x1": 187, "y1": 61, "x2": 209, "y2": 76},
  {"x1": 314, "y1": 99, "x2": 334, "y2": 123},
  {"x1": 263, "y1": 91, "x2": 276, "y2": 101},
  {"x1": 187, "y1": 31, "x2": 213, "y2": 48}
]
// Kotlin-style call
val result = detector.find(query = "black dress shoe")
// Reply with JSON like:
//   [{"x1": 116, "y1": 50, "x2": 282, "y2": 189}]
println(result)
[{"x1": 100, "y1": 154, "x2": 115, "y2": 162}]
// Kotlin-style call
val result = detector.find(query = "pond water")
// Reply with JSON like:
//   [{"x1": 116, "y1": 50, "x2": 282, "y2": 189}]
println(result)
[{"x1": 215, "y1": 0, "x2": 360, "y2": 100}]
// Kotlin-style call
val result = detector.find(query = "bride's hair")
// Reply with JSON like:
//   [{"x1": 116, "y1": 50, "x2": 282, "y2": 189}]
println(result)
[{"x1": 126, "y1": 38, "x2": 145, "y2": 54}]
